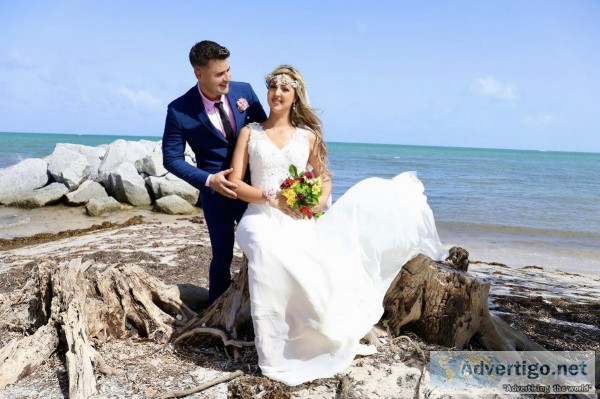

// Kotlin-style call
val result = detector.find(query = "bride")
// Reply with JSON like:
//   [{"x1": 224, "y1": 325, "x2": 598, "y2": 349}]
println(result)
[{"x1": 227, "y1": 65, "x2": 447, "y2": 385}]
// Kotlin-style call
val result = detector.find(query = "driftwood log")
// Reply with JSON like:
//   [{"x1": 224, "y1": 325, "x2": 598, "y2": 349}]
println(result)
[{"x1": 0, "y1": 247, "x2": 544, "y2": 395}]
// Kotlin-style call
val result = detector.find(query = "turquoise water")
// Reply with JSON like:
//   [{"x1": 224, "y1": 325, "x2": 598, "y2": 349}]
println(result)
[{"x1": 1, "y1": 132, "x2": 599, "y2": 238}]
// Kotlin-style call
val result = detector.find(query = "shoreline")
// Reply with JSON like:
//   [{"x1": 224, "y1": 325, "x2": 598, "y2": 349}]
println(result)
[{"x1": 2, "y1": 204, "x2": 599, "y2": 277}]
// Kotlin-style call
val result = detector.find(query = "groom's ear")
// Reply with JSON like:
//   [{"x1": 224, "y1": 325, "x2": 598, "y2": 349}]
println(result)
[{"x1": 193, "y1": 67, "x2": 202, "y2": 81}]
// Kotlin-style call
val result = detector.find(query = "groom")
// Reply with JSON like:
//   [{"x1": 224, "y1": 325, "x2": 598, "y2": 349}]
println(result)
[{"x1": 162, "y1": 40, "x2": 267, "y2": 304}]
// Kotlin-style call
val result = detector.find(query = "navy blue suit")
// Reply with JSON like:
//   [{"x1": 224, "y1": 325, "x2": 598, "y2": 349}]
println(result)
[{"x1": 162, "y1": 81, "x2": 267, "y2": 303}]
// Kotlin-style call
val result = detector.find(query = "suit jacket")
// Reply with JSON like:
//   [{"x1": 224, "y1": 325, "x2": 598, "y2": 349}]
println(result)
[{"x1": 162, "y1": 81, "x2": 267, "y2": 190}]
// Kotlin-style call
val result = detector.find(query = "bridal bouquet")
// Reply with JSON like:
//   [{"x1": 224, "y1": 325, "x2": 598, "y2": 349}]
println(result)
[{"x1": 279, "y1": 164, "x2": 324, "y2": 219}]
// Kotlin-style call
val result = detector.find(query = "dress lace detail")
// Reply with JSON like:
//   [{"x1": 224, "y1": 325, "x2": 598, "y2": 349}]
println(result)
[{"x1": 247, "y1": 122, "x2": 310, "y2": 192}]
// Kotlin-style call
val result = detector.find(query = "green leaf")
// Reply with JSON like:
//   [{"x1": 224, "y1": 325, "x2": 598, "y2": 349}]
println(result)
[{"x1": 289, "y1": 164, "x2": 298, "y2": 178}]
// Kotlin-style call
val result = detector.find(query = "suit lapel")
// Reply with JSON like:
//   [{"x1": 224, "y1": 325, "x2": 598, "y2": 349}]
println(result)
[{"x1": 193, "y1": 85, "x2": 229, "y2": 144}]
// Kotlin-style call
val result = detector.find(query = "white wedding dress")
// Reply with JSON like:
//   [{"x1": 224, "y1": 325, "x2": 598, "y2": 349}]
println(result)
[{"x1": 236, "y1": 123, "x2": 447, "y2": 385}]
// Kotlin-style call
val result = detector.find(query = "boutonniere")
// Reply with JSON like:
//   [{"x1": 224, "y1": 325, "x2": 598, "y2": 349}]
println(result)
[{"x1": 236, "y1": 98, "x2": 249, "y2": 113}]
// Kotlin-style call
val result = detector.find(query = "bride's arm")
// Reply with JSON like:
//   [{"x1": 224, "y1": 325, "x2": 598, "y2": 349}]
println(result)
[
  {"x1": 228, "y1": 126, "x2": 267, "y2": 204},
  {"x1": 229, "y1": 126, "x2": 303, "y2": 218},
  {"x1": 307, "y1": 133, "x2": 332, "y2": 212}
]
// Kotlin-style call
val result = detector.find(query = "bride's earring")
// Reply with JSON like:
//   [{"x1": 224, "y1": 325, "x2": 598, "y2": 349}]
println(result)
[{"x1": 292, "y1": 101, "x2": 296, "y2": 112}]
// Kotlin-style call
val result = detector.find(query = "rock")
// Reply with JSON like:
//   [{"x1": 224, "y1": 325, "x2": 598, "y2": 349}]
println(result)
[
  {"x1": 55, "y1": 143, "x2": 105, "y2": 181},
  {"x1": 9, "y1": 183, "x2": 69, "y2": 208},
  {"x1": 154, "y1": 195, "x2": 198, "y2": 215},
  {"x1": 164, "y1": 173, "x2": 183, "y2": 181},
  {"x1": 135, "y1": 153, "x2": 168, "y2": 177},
  {"x1": 0, "y1": 158, "x2": 49, "y2": 204},
  {"x1": 145, "y1": 176, "x2": 199, "y2": 205},
  {"x1": 47, "y1": 146, "x2": 91, "y2": 190},
  {"x1": 65, "y1": 181, "x2": 109, "y2": 205},
  {"x1": 98, "y1": 139, "x2": 157, "y2": 182},
  {"x1": 108, "y1": 163, "x2": 151, "y2": 206},
  {"x1": 184, "y1": 143, "x2": 196, "y2": 163},
  {"x1": 85, "y1": 197, "x2": 122, "y2": 216}
]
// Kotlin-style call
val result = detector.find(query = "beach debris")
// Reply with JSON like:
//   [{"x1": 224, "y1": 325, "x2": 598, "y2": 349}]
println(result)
[
  {"x1": 445, "y1": 246, "x2": 469, "y2": 271},
  {"x1": 154, "y1": 195, "x2": 199, "y2": 215},
  {"x1": 0, "y1": 158, "x2": 48, "y2": 204},
  {"x1": 158, "y1": 369, "x2": 244, "y2": 399},
  {"x1": 0, "y1": 215, "x2": 143, "y2": 251},
  {"x1": 227, "y1": 375, "x2": 291, "y2": 399}
]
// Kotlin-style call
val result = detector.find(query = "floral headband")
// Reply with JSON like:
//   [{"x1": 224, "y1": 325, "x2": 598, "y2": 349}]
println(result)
[{"x1": 265, "y1": 74, "x2": 299, "y2": 89}]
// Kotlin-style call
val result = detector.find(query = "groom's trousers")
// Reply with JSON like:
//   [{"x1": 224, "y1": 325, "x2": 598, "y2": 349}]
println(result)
[{"x1": 199, "y1": 187, "x2": 248, "y2": 304}]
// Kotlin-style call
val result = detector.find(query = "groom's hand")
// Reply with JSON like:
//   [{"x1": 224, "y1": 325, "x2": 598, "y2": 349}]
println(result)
[{"x1": 209, "y1": 168, "x2": 238, "y2": 199}]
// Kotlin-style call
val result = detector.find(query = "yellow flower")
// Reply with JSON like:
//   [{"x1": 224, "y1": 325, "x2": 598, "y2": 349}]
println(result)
[
  {"x1": 312, "y1": 177, "x2": 322, "y2": 195},
  {"x1": 282, "y1": 188, "x2": 297, "y2": 207}
]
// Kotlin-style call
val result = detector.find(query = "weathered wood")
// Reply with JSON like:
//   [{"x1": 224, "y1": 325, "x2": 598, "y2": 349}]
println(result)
[
  {"x1": 0, "y1": 323, "x2": 59, "y2": 389},
  {"x1": 158, "y1": 369, "x2": 244, "y2": 399},
  {"x1": 382, "y1": 250, "x2": 543, "y2": 351},
  {"x1": 382, "y1": 254, "x2": 489, "y2": 348},
  {"x1": 175, "y1": 257, "x2": 253, "y2": 346},
  {"x1": 85, "y1": 264, "x2": 197, "y2": 343},
  {"x1": 51, "y1": 259, "x2": 98, "y2": 398},
  {"x1": 0, "y1": 259, "x2": 196, "y2": 393}
]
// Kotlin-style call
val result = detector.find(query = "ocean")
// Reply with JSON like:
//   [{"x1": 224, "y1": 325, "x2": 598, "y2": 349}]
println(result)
[{"x1": 1, "y1": 132, "x2": 600, "y2": 263}]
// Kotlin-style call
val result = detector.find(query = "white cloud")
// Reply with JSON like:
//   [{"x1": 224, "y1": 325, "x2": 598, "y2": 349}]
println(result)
[
  {"x1": 470, "y1": 76, "x2": 519, "y2": 101},
  {"x1": 117, "y1": 88, "x2": 161, "y2": 109},
  {"x1": 524, "y1": 112, "x2": 554, "y2": 127}
]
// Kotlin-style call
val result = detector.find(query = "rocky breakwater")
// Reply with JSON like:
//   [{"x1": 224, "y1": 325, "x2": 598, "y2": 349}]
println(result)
[{"x1": 0, "y1": 139, "x2": 200, "y2": 216}]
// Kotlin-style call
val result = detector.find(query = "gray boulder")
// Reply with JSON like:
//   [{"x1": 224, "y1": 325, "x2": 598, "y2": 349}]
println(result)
[
  {"x1": 108, "y1": 163, "x2": 151, "y2": 206},
  {"x1": 146, "y1": 175, "x2": 199, "y2": 205},
  {"x1": 0, "y1": 158, "x2": 49, "y2": 204},
  {"x1": 65, "y1": 180, "x2": 108, "y2": 205},
  {"x1": 47, "y1": 146, "x2": 90, "y2": 190},
  {"x1": 154, "y1": 195, "x2": 198, "y2": 215},
  {"x1": 55, "y1": 143, "x2": 105, "y2": 181},
  {"x1": 98, "y1": 139, "x2": 157, "y2": 182},
  {"x1": 135, "y1": 153, "x2": 168, "y2": 177},
  {"x1": 184, "y1": 143, "x2": 196, "y2": 163},
  {"x1": 9, "y1": 183, "x2": 69, "y2": 208},
  {"x1": 86, "y1": 197, "x2": 122, "y2": 216}
]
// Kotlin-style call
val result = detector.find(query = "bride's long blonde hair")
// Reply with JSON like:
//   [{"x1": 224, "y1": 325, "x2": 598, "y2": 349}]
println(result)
[{"x1": 266, "y1": 65, "x2": 330, "y2": 176}]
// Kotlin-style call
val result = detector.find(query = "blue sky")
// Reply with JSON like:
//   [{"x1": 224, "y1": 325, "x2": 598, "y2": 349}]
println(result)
[{"x1": 1, "y1": 1, "x2": 599, "y2": 152}]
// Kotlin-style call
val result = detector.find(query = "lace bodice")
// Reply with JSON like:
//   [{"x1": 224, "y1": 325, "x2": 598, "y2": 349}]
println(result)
[{"x1": 247, "y1": 122, "x2": 311, "y2": 191}]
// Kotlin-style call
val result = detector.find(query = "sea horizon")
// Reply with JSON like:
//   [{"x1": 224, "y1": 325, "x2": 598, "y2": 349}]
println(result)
[{"x1": 1, "y1": 130, "x2": 598, "y2": 156}]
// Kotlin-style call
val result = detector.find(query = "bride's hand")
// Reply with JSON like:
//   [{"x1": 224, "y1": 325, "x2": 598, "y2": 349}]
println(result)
[{"x1": 268, "y1": 196, "x2": 303, "y2": 219}]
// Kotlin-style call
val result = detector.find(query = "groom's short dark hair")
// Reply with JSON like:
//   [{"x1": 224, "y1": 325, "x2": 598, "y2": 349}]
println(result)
[{"x1": 189, "y1": 40, "x2": 230, "y2": 68}]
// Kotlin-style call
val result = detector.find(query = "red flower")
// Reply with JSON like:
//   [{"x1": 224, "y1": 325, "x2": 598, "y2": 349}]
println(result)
[
  {"x1": 305, "y1": 171, "x2": 314, "y2": 179},
  {"x1": 300, "y1": 205, "x2": 313, "y2": 219},
  {"x1": 280, "y1": 178, "x2": 295, "y2": 189}
]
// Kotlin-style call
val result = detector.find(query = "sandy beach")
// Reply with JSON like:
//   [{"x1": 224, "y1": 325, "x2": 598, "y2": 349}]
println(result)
[{"x1": 0, "y1": 204, "x2": 598, "y2": 398}]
